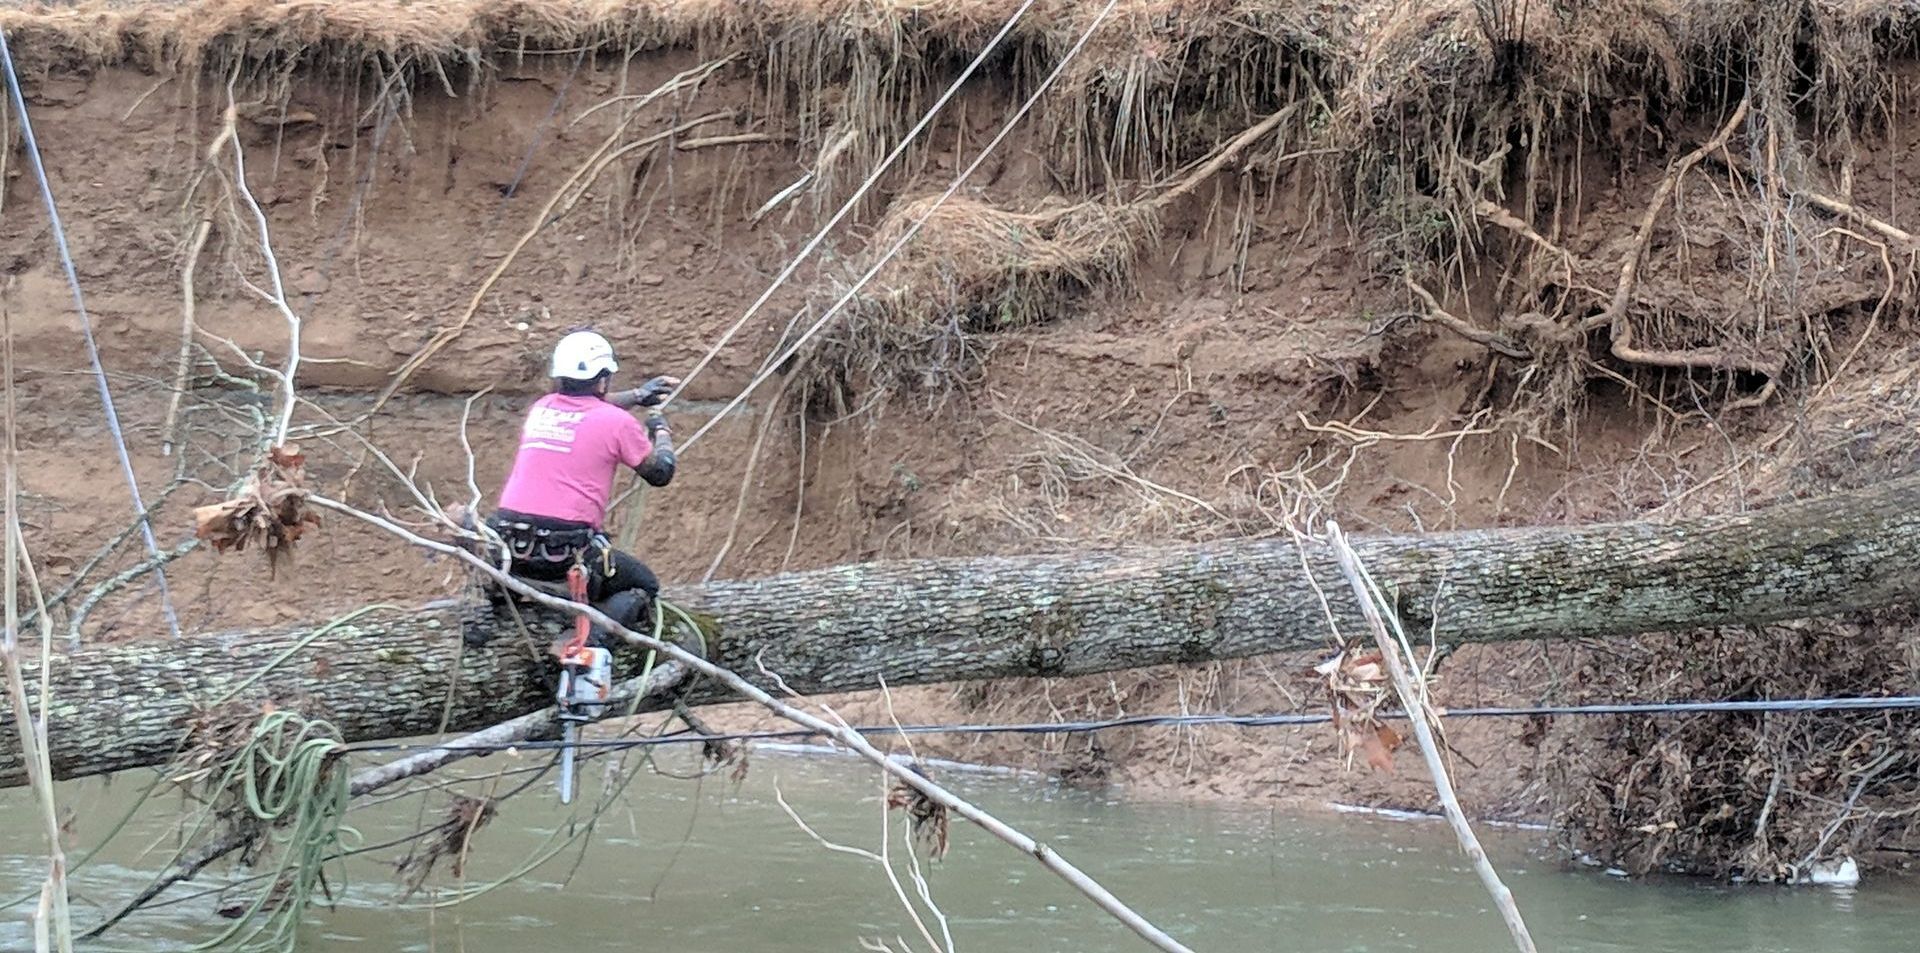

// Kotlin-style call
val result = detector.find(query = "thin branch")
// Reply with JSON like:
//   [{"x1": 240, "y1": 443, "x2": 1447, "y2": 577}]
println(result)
[
  {"x1": 162, "y1": 219, "x2": 213, "y2": 457},
  {"x1": 218, "y1": 93, "x2": 302, "y2": 447},
  {"x1": 307, "y1": 493, "x2": 1195, "y2": 953},
  {"x1": 66, "y1": 539, "x2": 199, "y2": 644},
  {"x1": 2, "y1": 296, "x2": 73, "y2": 952},
  {"x1": 457, "y1": 387, "x2": 493, "y2": 511}
]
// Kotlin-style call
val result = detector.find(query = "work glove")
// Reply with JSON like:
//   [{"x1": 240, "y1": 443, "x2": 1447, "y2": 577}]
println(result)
[
  {"x1": 629, "y1": 375, "x2": 679, "y2": 409},
  {"x1": 645, "y1": 408, "x2": 672, "y2": 442}
]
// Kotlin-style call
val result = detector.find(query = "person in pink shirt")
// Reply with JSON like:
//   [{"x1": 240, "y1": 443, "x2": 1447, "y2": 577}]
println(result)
[{"x1": 486, "y1": 330, "x2": 678, "y2": 642}]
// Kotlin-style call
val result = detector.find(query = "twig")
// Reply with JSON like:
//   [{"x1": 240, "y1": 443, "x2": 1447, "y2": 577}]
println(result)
[
  {"x1": 308, "y1": 493, "x2": 1195, "y2": 953},
  {"x1": 703, "y1": 370, "x2": 795, "y2": 582},
  {"x1": 782, "y1": 408, "x2": 810, "y2": 571},
  {"x1": 1324, "y1": 522, "x2": 1537, "y2": 953},
  {"x1": 162, "y1": 220, "x2": 213, "y2": 457},
  {"x1": 65, "y1": 540, "x2": 199, "y2": 644},
  {"x1": 775, "y1": 783, "x2": 949, "y2": 953},
  {"x1": 80, "y1": 826, "x2": 255, "y2": 940},
  {"x1": 457, "y1": 387, "x2": 493, "y2": 511}
]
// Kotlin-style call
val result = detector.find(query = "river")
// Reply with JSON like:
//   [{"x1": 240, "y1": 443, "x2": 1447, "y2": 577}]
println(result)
[{"x1": 0, "y1": 744, "x2": 1909, "y2": 951}]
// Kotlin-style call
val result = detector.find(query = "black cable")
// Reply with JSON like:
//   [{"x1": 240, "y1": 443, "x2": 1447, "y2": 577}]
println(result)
[{"x1": 341, "y1": 693, "x2": 1920, "y2": 759}]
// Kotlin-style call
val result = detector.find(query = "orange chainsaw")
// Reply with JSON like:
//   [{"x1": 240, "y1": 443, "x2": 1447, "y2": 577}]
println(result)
[{"x1": 555, "y1": 564, "x2": 612, "y2": 805}]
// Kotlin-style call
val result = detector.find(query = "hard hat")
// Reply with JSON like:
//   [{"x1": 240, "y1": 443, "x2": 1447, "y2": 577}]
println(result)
[{"x1": 550, "y1": 330, "x2": 619, "y2": 380}]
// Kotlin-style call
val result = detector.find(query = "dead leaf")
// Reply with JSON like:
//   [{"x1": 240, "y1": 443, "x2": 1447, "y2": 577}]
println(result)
[{"x1": 194, "y1": 443, "x2": 320, "y2": 577}]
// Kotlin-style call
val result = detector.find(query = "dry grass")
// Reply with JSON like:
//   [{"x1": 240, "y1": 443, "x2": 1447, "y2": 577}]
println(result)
[
  {"x1": 809, "y1": 197, "x2": 1159, "y2": 402},
  {"x1": 7, "y1": 2, "x2": 1916, "y2": 179}
]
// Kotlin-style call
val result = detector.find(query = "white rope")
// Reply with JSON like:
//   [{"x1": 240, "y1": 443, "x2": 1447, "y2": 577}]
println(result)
[
  {"x1": 680, "y1": 0, "x2": 1123, "y2": 454},
  {"x1": 663, "y1": 0, "x2": 1039, "y2": 408}
]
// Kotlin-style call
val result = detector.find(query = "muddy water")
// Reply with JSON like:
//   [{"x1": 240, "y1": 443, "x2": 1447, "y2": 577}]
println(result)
[{"x1": 0, "y1": 746, "x2": 1911, "y2": 952}]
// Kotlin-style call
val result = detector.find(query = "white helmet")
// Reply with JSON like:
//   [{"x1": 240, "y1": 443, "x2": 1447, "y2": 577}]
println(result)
[{"x1": 550, "y1": 330, "x2": 619, "y2": 381}]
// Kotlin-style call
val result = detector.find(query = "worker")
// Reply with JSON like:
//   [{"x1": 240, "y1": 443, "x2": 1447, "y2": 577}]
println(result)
[{"x1": 485, "y1": 329, "x2": 678, "y2": 643}]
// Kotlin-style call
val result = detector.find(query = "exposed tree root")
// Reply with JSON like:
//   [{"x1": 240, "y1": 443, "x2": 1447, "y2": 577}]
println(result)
[{"x1": 1404, "y1": 277, "x2": 1531, "y2": 360}]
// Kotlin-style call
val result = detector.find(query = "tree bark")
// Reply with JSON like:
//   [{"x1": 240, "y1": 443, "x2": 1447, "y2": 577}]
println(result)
[{"x1": 6, "y1": 475, "x2": 1920, "y2": 789}]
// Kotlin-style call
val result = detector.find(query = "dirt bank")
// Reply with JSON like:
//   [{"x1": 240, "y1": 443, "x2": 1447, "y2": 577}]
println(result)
[{"x1": 4, "y1": 0, "x2": 1919, "y2": 880}]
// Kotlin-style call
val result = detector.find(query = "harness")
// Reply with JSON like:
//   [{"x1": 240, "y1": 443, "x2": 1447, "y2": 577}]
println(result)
[{"x1": 486, "y1": 515, "x2": 616, "y2": 579}]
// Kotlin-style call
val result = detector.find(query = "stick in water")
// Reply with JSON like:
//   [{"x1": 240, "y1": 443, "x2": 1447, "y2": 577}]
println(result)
[{"x1": 1324, "y1": 521, "x2": 1539, "y2": 953}]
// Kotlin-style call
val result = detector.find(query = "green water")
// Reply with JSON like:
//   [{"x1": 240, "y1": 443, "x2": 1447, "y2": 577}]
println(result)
[{"x1": 0, "y1": 745, "x2": 1911, "y2": 952}]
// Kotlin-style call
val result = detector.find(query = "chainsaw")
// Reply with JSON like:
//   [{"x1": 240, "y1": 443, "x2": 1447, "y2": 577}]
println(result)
[{"x1": 555, "y1": 564, "x2": 613, "y2": 805}]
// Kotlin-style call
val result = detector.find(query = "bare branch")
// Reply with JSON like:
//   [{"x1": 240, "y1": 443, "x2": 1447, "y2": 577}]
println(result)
[{"x1": 307, "y1": 493, "x2": 1196, "y2": 953}]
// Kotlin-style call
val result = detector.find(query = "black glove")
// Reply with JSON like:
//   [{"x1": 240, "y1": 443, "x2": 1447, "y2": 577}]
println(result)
[
  {"x1": 645, "y1": 409, "x2": 672, "y2": 441},
  {"x1": 631, "y1": 376, "x2": 676, "y2": 409}
]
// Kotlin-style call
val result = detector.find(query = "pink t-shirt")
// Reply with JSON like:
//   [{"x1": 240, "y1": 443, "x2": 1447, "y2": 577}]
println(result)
[{"x1": 496, "y1": 394, "x2": 652, "y2": 528}]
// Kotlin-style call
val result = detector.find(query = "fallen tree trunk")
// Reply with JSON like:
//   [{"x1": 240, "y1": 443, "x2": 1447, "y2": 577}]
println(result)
[{"x1": 6, "y1": 475, "x2": 1920, "y2": 789}]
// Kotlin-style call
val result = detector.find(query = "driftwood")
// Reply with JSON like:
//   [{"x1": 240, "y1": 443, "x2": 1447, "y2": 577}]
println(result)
[{"x1": 6, "y1": 474, "x2": 1920, "y2": 789}]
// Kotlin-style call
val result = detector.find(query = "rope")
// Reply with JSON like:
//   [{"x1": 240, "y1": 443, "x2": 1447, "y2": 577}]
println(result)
[
  {"x1": 678, "y1": 0, "x2": 1124, "y2": 454},
  {"x1": 91, "y1": 710, "x2": 358, "y2": 953},
  {"x1": 187, "y1": 710, "x2": 355, "y2": 953},
  {"x1": 342, "y1": 693, "x2": 1920, "y2": 757},
  {"x1": 663, "y1": 0, "x2": 1039, "y2": 409},
  {"x1": 0, "y1": 26, "x2": 182, "y2": 643}
]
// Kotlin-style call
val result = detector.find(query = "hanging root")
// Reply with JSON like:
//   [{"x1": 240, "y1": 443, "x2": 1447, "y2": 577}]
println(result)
[
  {"x1": 815, "y1": 195, "x2": 1158, "y2": 406},
  {"x1": 192, "y1": 445, "x2": 320, "y2": 577}
]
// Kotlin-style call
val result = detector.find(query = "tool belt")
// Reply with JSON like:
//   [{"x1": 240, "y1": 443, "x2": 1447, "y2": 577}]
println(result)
[{"x1": 487, "y1": 512, "x2": 604, "y2": 567}]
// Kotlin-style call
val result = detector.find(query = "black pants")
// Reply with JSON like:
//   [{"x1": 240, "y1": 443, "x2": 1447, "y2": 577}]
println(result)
[{"x1": 489, "y1": 509, "x2": 659, "y2": 638}]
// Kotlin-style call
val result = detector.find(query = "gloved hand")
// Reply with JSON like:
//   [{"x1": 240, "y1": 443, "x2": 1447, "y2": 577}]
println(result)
[
  {"x1": 645, "y1": 408, "x2": 672, "y2": 440},
  {"x1": 629, "y1": 375, "x2": 680, "y2": 409}
]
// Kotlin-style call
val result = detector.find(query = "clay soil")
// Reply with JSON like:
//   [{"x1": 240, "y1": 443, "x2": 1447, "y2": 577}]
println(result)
[{"x1": 3, "y1": 21, "x2": 1917, "y2": 837}]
